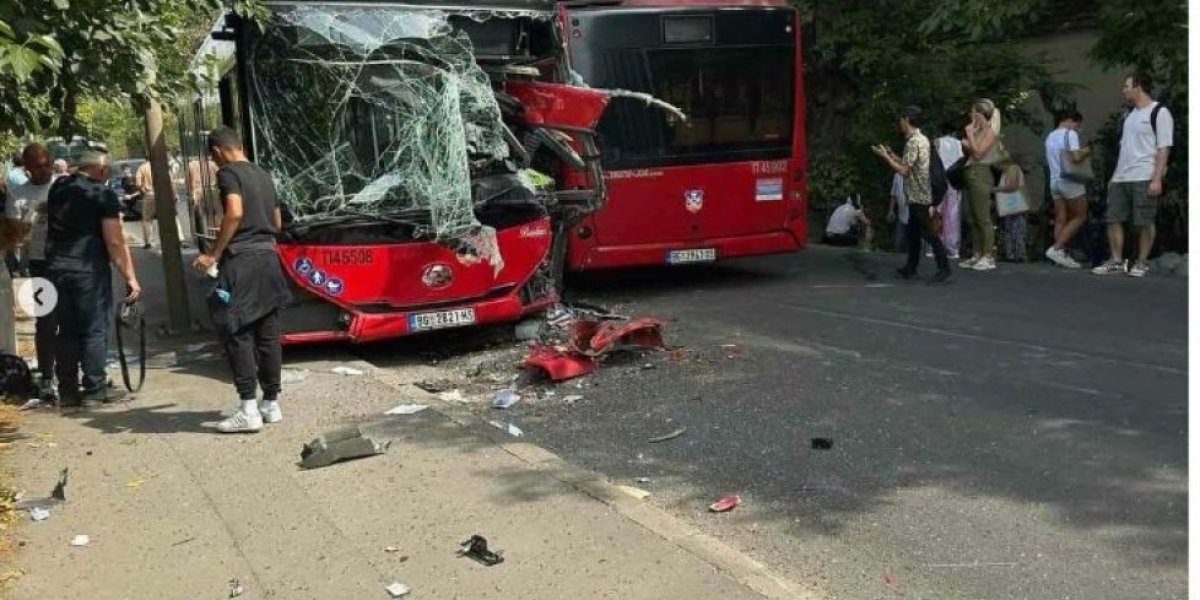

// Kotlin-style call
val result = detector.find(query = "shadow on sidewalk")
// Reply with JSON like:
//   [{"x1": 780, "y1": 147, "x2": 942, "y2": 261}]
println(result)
[{"x1": 63, "y1": 403, "x2": 225, "y2": 435}]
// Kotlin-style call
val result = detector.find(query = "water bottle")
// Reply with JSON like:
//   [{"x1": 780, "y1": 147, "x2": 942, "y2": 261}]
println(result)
[{"x1": 215, "y1": 288, "x2": 231, "y2": 305}]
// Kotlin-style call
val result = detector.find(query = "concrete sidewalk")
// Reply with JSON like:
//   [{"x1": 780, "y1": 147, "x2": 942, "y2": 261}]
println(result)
[{"x1": 3, "y1": 244, "x2": 808, "y2": 599}]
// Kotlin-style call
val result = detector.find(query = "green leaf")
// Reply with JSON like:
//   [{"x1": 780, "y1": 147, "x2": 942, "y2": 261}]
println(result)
[
  {"x1": 4, "y1": 45, "x2": 42, "y2": 81},
  {"x1": 52, "y1": 0, "x2": 69, "y2": 10},
  {"x1": 32, "y1": 35, "x2": 64, "y2": 58}
]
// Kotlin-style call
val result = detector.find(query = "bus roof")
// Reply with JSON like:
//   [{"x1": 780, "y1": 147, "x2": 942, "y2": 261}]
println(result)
[{"x1": 559, "y1": 0, "x2": 792, "y2": 9}]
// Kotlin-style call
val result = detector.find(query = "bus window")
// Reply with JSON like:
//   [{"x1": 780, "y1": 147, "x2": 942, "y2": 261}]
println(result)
[{"x1": 595, "y1": 44, "x2": 794, "y2": 169}]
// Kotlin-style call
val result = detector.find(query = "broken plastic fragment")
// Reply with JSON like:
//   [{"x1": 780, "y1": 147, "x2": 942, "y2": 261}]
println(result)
[
  {"x1": 491, "y1": 389, "x2": 521, "y2": 409},
  {"x1": 708, "y1": 495, "x2": 742, "y2": 513},
  {"x1": 51, "y1": 468, "x2": 68, "y2": 501},
  {"x1": 330, "y1": 366, "x2": 365, "y2": 376},
  {"x1": 616, "y1": 485, "x2": 651, "y2": 500},
  {"x1": 29, "y1": 507, "x2": 49, "y2": 522},
  {"x1": 459, "y1": 535, "x2": 504, "y2": 566},
  {"x1": 385, "y1": 582, "x2": 411, "y2": 598},
  {"x1": 69, "y1": 534, "x2": 90, "y2": 547},
  {"x1": 385, "y1": 404, "x2": 429, "y2": 416},
  {"x1": 125, "y1": 478, "x2": 146, "y2": 490},
  {"x1": 634, "y1": 477, "x2": 652, "y2": 484},
  {"x1": 487, "y1": 421, "x2": 523, "y2": 437},
  {"x1": 228, "y1": 578, "x2": 245, "y2": 598},
  {"x1": 647, "y1": 426, "x2": 687, "y2": 444},
  {"x1": 562, "y1": 395, "x2": 583, "y2": 404},
  {"x1": 299, "y1": 427, "x2": 390, "y2": 469},
  {"x1": 811, "y1": 438, "x2": 834, "y2": 450},
  {"x1": 437, "y1": 390, "x2": 467, "y2": 403}
]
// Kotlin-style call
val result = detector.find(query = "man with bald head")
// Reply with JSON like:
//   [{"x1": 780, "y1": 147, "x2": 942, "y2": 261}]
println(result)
[{"x1": 46, "y1": 151, "x2": 141, "y2": 408}]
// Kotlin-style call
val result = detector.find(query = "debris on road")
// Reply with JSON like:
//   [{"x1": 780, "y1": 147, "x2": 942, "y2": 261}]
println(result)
[
  {"x1": 299, "y1": 427, "x2": 390, "y2": 470},
  {"x1": 616, "y1": 485, "x2": 651, "y2": 500},
  {"x1": 708, "y1": 495, "x2": 742, "y2": 513},
  {"x1": 884, "y1": 572, "x2": 895, "y2": 585},
  {"x1": 459, "y1": 535, "x2": 505, "y2": 566},
  {"x1": 384, "y1": 404, "x2": 429, "y2": 416},
  {"x1": 69, "y1": 534, "x2": 90, "y2": 547},
  {"x1": 385, "y1": 582, "x2": 412, "y2": 598},
  {"x1": 330, "y1": 366, "x2": 366, "y2": 376},
  {"x1": 51, "y1": 468, "x2": 68, "y2": 501},
  {"x1": 28, "y1": 507, "x2": 49, "y2": 522},
  {"x1": 384, "y1": 546, "x2": 401, "y2": 553},
  {"x1": 415, "y1": 379, "x2": 455, "y2": 394},
  {"x1": 647, "y1": 426, "x2": 687, "y2": 444},
  {"x1": 635, "y1": 477, "x2": 652, "y2": 484},
  {"x1": 811, "y1": 438, "x2": 834, "y2": 450},
  {"x1": 228, "y1": 578, "x2": 245, "y2": 598},
  {"x1": 524, "y1": 317, "x2": 666, "y2": 382},
  {"x1": 125, "y1": 478, "x2": 146, "y2": 490},
  {"x1": 437, "y1": 390, "x2": 468, "y2": 403},
  {"x1": 491, "y1": 389, "x2": 521, "y2": 409},
  {"x1": 280, "y1": 369, "x2": 310, "y2": 384},
  {"x1": 514, "y1": 319, "x2": 544, "y2": 342},
  {"x1": 562, "y1": 395, "x2": 583, "y2": 404},
  {"x1": 487, "y1": 421, "x2": 524, "y2": 437}
]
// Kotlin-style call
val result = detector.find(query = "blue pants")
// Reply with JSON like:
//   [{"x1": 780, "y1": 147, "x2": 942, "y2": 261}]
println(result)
[{"x1": 51, "y1": 269, "x2": 112, "y2": 397}]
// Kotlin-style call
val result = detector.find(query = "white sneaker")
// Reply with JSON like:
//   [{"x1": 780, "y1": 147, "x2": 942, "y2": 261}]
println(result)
[
  {"x1": 1128, "y1": 261, "x2": 1150, "y2": 278},
  {"x1": 959, "y1": 256, "x2": 980, "y2": 269},
  {"x1": 260, "y1": 401, "x2": 283, "y2": 424},
  {"x1": 1045, "y1": 247, "x2": 1080, "y2": 269},
  {"x1": 216, "y1": 410, "x2": 263, "y2": 433},
  {"x1": 1092, "y1": 259, "x2": 1127, "y2": 275},
  {"x1": 972, "y1": 257, "x2": 997, "y2": 271},
  {"x1": 948, "y1": 253, "x2": 961, "y2": 260}
]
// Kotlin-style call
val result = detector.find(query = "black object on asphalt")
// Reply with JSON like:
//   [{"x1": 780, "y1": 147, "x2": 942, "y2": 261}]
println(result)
[
  {"x1": 460, "y1": 535, "x2": 505, "y2": 566},
  {"x1": 811, "y1": 438, "x2": 834, "y2": 450},
  {"x1": 299, "y1": 427, "x2": 389, "y2": 470},
  {"x1": 51, "y1": 467, "x2": 68, "y2": 501}
]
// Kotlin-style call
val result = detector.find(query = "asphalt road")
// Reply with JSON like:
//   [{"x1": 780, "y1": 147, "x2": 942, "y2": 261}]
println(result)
[{"x1": 366, "y1": 247, "x2": 1188, "y2": 599}]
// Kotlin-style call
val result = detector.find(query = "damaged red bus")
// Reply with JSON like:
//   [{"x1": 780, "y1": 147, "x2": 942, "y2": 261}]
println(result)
[
  {"x1": 180, "y1": 0, "x2": 611, "y2": 344},
  {"x1": 557, "y1": 0, "x2": 807, "y2": 271}
]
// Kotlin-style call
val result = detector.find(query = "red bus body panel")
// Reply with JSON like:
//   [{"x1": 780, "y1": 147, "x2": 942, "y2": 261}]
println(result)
[
  {"x1": 277, "y1": 218, "x2": 555, "y2": 345},
  {"x1": 561, "y1": 0, "x2": 808, "y2": 271}
]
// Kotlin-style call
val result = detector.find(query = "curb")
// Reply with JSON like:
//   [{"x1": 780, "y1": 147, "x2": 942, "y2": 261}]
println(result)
[{"x1": 363, "y1": 362, "x2": 819, "y2": 600}]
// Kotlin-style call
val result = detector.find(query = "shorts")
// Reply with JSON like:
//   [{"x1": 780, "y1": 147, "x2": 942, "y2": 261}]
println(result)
[
  {"x1": 141, "y1": 194, "x2": 156, "y2": 220},
  {"x1": 1105, "y1": 181, "x2": 1157, "y2": 227},
  {"x1": 1050, "y1": 179, "x2": 1087, "y2": 201}
]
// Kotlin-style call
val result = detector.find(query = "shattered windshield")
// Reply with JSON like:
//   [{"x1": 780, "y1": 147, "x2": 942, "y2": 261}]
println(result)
[{"x1": 246, "y1": 5, "x2": 540, "y2": 240}]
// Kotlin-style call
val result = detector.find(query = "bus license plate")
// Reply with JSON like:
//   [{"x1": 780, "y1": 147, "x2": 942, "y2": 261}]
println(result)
[
  {"x1": 409, "y1": 308, "x2": 477, "y2": 332},
  {"x1": 667, "y1": 248, "x2": 717, "y2": 265}
]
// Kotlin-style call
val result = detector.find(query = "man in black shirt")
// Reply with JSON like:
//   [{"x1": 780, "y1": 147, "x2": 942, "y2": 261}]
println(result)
[
  {"x1": 46, "y1": 151, "x2": 141, "y2": 407},
  {"x1": 193, "y1": 127, "x2": 290, "y2": 434}
]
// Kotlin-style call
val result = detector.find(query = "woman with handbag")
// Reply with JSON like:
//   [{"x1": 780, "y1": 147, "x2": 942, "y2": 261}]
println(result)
[
  {"x1": 994, "y1": 158, "x2": 1030, "y2": 262},
  {"x1": 959, "y1": 98, "x2": 1005, "y2": 271},
  {"x1": 1043, "y1": 110, "x2": 1093, "y2": 268}
]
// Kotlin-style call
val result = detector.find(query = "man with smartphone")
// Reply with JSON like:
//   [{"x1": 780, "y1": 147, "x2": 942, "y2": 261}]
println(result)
[{"x1": 871, "y1": 106, "x2": 951, "y2": 283}]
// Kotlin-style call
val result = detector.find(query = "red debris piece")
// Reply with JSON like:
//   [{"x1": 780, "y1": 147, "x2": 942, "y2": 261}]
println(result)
[
  {"x1": 884, "y1": 572, "x2": 895, "y2": 585},
  {"x1": 524, "y1": 317, "x2": 666, "y2": 382},
  {"x1": 524, "y1": 346, "x2": 599, "y2": 382},
  {"x1": 708, "y1": 494, "x2": 742, "y2": 513}
]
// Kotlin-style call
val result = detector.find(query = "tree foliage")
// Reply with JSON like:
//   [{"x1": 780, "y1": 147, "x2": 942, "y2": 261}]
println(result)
[
  {"x1": 0, "y1": 0, "x2": 264, "y2": 140},
  {"x1": 797, "y1": 0, "x2": 1068, "y2": 220}
]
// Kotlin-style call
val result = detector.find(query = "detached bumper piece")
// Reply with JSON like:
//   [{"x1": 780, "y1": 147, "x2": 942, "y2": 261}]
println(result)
[{"x1": 299, "y1": 426, "x2": 390, "y2": 470}]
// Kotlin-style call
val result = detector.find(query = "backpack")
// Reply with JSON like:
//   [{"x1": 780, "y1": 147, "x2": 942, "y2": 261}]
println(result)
[
  {"x1": 0, "y1": 354, "x2": 33, "y2": 398},
  {"x1": 929, "y1": 148, "x2": 948, "y2": 206},
  {"x1": 1126, "y1": 102, "x2": 1166, "y2": 142}
]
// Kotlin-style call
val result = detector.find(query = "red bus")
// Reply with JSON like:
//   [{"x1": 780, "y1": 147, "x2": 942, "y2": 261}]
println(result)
[
  {"x1": 180, "y1": 1, "x2": 611, "y2": 345},
  {"x1": 557, "y1": 0, "x2": 807, "y2": 271}
]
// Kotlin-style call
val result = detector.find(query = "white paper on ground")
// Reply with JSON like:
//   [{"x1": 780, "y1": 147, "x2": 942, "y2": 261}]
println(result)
[{"x1": 385, "y1": 404, "x2": 429, "y2": 416}]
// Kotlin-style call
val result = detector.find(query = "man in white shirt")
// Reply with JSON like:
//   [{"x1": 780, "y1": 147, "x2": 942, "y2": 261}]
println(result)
[
  {"x1": 1092, "y1": 72, "x2": 1173, "y2": 277},
  {"x1": 1044, "y1": 110, "x2": 1091, "y2": 268},
  {"x1": 6, "y1": 143, "x2": 57, "y2": 399},
  {"x1": 823, "y1": 197, "x2": 872, "y2": 247}
]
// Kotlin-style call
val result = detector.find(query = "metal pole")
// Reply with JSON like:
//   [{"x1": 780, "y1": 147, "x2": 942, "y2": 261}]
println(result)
[{"x1": 143, "y1": 99, "x2": 191, "y2": 332}]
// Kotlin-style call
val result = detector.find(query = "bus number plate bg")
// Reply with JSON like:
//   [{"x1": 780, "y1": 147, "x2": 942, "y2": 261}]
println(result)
[
  {"x1": 667, "y1": 249, "x2": 717, "y2": 265},
  {"x1": 408, "y1": 308, "x2": 477, "y2": 332}
]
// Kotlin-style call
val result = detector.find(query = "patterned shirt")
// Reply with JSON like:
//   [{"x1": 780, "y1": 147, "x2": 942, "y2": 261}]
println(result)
[{"x1": 901, "y1": 129, "x2": 932, "y2": 206}]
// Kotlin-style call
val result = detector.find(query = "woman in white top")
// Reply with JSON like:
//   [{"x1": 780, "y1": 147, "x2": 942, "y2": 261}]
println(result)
[
  {"x1": 959, "y1": 98, "x2": 1005, "y2": 271},
  {"x1": 1043, "y1": 110, "x2": 1092, "y2": 268}
]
